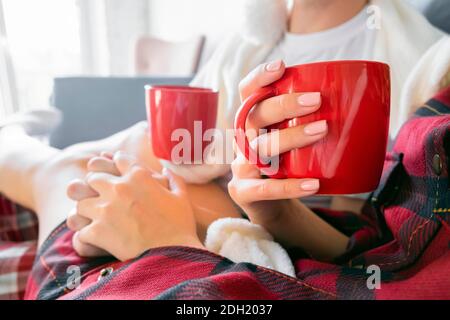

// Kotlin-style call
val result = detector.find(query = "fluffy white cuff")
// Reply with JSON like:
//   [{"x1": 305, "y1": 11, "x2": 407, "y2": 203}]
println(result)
[{"x1": 205, "y1": 218, "x2": 296, "y2": 277}]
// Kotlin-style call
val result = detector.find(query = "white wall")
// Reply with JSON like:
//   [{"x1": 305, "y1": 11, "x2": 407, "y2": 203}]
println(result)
[
  {"x1": 147, "y1": 0, "x2": 242, "y2": 64},
  {"x1": 79, "y1": 0, "x2": 150, "y2": 75}
]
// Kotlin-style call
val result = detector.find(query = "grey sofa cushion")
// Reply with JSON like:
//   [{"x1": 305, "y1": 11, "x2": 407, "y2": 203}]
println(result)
[
  {"x1": 423, "y1": 0, "x2": 450, "y2": 34},
  {"x1": 407, "y1": 0, "x2": 450, "y2": 34},
  {"x1": 49, "y1": 77, "x2": 192, "y2": 148}
]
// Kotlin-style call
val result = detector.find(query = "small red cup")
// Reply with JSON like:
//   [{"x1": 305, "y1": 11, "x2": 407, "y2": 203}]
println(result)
[
  {"x1": 235, "y1": 60, "x2": 391, "y2": 195},
  {"x1": 146, "y1": 85, "x2": 218, "y2": 163}
]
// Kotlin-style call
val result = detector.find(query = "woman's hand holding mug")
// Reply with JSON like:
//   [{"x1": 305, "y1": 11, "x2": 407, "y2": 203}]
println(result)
[
  {"x1": 230, "y1": 59, "x2": 389, "y2": 259},
  {"x1": 235, "y1": 59, "x2": 390, "y2": 194},
  {"x1": 229, "y1": 60, "x2": 327, "y2": 232}
]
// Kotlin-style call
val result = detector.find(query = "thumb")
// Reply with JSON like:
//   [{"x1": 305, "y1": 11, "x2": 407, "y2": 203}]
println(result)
[{"x1": 162, "y1": 168, "x2": 187, "y2": 196}]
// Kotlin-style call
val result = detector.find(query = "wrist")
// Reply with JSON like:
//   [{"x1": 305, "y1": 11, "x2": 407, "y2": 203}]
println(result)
[
  {"x1": 177, "y1": 236, "x2": 206, "y2": 250},
  {"x1": 250, "y1": 200, "x2": 297, "y2": 226},
  {"x1": 258, "y1": 200, "x2": 309, "y2": 245},
  {"x1": 145, "y1": 234, "x2": 205, "y2": 251}
]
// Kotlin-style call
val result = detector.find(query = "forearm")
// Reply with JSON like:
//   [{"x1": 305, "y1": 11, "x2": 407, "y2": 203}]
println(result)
[
  {"x1": 267, "y1": 199, "x2": 349, "y2": 262},
  {"x1": 0, "y1": 127, "x2": 58, "y2": 208}
]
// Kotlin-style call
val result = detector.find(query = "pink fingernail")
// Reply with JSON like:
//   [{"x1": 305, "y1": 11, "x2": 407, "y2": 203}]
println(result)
[
  {"x1": 298, "y1": 92, "x2": 321, "y2": 107},
  {"x1": 304, "y1": 120, "x2": 328, "y2": 136},
  {"x1": 300, "y1": 180, "x2": 320, "y2": 191},
  {"x1": 265, "y1": 60, "x2": 282, "y2": 72}
]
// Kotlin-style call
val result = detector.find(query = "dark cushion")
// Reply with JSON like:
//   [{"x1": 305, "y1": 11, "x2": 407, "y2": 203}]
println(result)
[
  {"x1": 423, "y1": 0, "x2": 450, "y2": 34},
  {"x1": 49, "y1": 77, "x2": 192, "y2": 148}
]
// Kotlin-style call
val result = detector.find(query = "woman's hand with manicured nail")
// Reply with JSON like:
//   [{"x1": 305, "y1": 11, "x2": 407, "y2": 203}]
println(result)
[
  {"x1": 229, "y1": 147, "x2": 321, "y2": 231},
  {"x1": 304, "y1": 120, "x2": 328, "y2": 136},
  {"x1": 229, "y1": 62, "x2": 329, "y2": 234},
  {"x1": 265, "y1": 60, "x2": 283, "y2": 72},
  {"x1": 298, "y1": 92, "x2": 321, "y2": 107},
  {"x1": 300, "y1": 179, "x2": 320, "y2": 191},
  {"x1": 239, "y1": 61, "x2": 326, "y2": 158}
]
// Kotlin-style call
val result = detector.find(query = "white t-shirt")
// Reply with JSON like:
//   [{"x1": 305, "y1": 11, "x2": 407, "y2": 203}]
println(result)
[{"x1": 266, "y1": 6, "x2": 376, "y2": 66}]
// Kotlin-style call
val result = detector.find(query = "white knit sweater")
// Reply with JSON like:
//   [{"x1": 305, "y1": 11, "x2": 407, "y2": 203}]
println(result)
[{"x1": 163, "y1": 0, "x2": 446, "y2": 185}]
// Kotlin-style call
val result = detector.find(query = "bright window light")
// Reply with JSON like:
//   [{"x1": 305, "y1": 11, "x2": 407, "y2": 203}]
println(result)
[{"x1": 3, "y1": 0, "x2": 81, "y2": 110}]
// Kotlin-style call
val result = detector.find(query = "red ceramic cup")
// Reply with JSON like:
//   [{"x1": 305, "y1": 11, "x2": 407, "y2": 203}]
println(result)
[
  {"x1": 235, "y1": 60, "x2": 391, "y2": 195},
  {"x1": 146, "y1": 85, "x2": 218, "y2": 163}
]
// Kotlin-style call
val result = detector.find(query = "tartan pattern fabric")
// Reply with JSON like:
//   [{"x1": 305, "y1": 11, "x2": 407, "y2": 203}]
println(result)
[
  {"x1": 0, "y1": 241, "x2": 37, "y2": 300},
  {"x1": 23, "y1": 86, "x2": 450, "y2": 300},
  {"x1": 0, "y1": 87, "x2": 448, "y2": 300},
  {"x1": 26, "y1": 226, "x2": 339, "y2": 300},
  {"x1": 0, "y1": 195, "x2": 39, "y2": 243},
  {"x1": 0, "y1": 195, "x2": 38, "y2": 299}
]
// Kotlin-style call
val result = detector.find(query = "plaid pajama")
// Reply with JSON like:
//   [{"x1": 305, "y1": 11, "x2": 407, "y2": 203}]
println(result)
[
  {"x1": 0, "y1": 241, "x2": 36, "y2": 300},
  {"x1": 0, "y1": 196, "x2": 38, "y2": 300},
  {"x1": 1, "y1": 87, "x2": 449, "y2": 300}
]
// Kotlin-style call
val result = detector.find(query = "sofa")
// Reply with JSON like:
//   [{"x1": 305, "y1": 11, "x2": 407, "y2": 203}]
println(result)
[{"x1": 49, "y1": 76, "x2": 192, "y2": 149}]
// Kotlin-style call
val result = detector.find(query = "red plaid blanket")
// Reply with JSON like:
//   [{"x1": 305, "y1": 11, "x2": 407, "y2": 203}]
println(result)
[
  {"x1": 1, "y1": 88, "x2": 449, "y2": 300},
  {"x1": 0, "y1": 197, "x2": 38, "y2": 300}
]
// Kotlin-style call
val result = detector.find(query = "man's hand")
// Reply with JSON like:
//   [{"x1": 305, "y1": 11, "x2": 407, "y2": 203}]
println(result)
[
  {"x1": 67, "y1": 152, "x2": 116, "y2": 257},
  {"x1": 67, "y1": 152, "x2": 203, "y2": 261}
]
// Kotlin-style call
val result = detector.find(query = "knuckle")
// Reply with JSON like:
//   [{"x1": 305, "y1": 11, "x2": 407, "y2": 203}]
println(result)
[
  {"x1": 86, "y1": 157, "x2": 102, "y2": 170},
  {"x1": 230, "y1": 159, "x2": 241, "y2": 173},
  {"x1": 84, "y1": 224, "x2": 101, "y2": 241},
  {"x1": 279, "y1": 94, "x2": 291, "y2": 117},
  {"x1": 97, "y1": 203, "x2": 112, "y2": 219},
  {"x1": 227, "y1": 180, "x2": 236, "y2": 196},
  {"x1": 66, "y1": 180, "x2": 81, "y2": 198},
  {"x1": 114, "y1": 152, "x2": 131, "y2": 166},
  {"x1": 257, "y1": 62, "x2": 267, "y2": 75},
  {"x1": 130, "y1": 166, "x2": 147, "y2": 180},
  {"x1": 67, "y1": 214, "x2": 78, "y2": 230},
  {"x1": 240, "y1": 63, "x2": 266, "y2": 96},
  {"x1": 85, "y1": 172, "x2": 98, "y2": 185},
  {"x1": 255, "y1": 63, "x2": 269, "y2": 86},
  {"x1": 281, "y1": 128, "x2": 295, "y2": 148},
  {"x1": 282, "y1": 182, "x2": 292, "y2": 195},
  {"x1": 73, "y1": 233, "x2": 88, "y2": 255},
  {"x1": 67, "y1": 210, "x2": 88, "y2": 231},
  {"x1": 73, "y1": 239, "x2": 86, "y2": 256},
  {"x1": 227, "y1": 181, "x2": 241, "y2": 202},
  {"x1": 257, "y1": 182, "x2": 268, "y2": 197},
  {"x1": 113, "y1": 181, "x2": 131, "y2": 197},
  {"x1": 231, "y1": 157, "x2": 252, "y2": 177},
  {"x1": 76, "y1": 244, "x2": 91, "y2": 257}
]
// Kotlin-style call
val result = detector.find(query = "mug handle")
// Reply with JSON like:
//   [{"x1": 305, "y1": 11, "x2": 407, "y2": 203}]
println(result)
[{"x1": 234, "y1": 86, "x2": 277, "y2": 169}]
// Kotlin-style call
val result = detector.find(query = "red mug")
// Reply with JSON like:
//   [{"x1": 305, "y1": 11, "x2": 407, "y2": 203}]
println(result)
[
  {"x1": 235, "y1": 60, "x2": 391, "y2": 195},
  {"x1": 146, "y1": 85, "x2": 218, "y2": 163}
]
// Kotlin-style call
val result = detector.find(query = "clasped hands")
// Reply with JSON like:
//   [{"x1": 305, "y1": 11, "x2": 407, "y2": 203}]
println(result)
[
  {"x1": 66, "y1": 151, "x2": 204, "y2": 261},
  {"x1": 67, "y1": 60, "x2": 335, "y2": 261}
]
